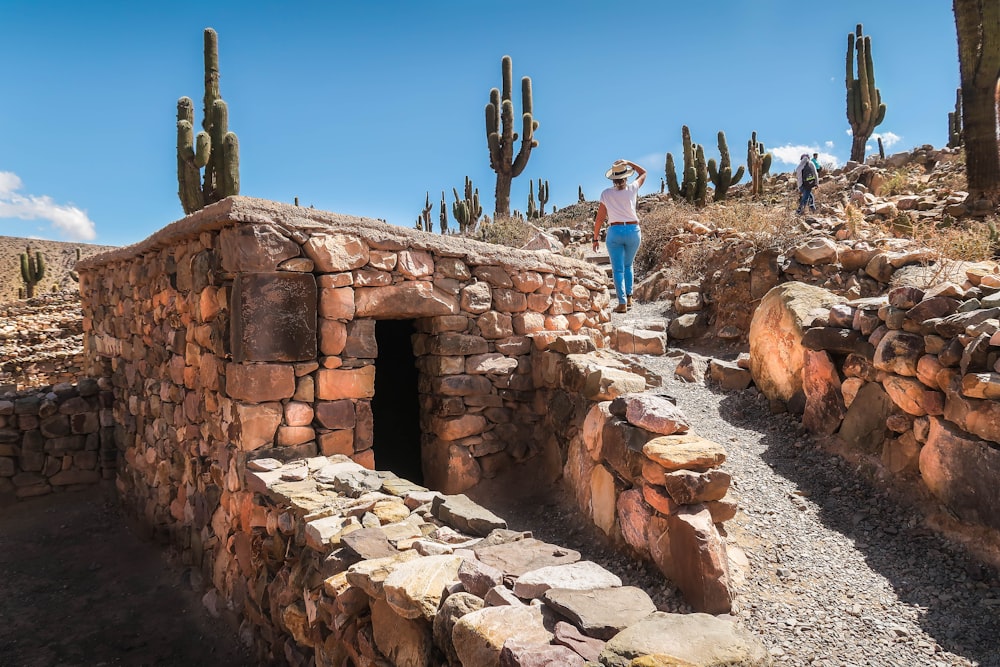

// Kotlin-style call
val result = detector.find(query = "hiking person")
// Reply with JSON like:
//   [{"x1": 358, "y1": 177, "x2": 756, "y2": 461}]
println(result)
[
  {"x1": 593, "y1": 159, "x2": 646, "y2": 313},
  {"x1": 795, "y1": 153, "x2": 818, "y2": 214},
  {"x1": 812, "y1": 152, "x2": 823, "y2": 175}
]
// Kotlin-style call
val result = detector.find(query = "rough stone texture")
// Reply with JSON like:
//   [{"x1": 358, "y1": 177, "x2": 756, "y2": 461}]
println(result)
[
  {"x1": 542, "y1": 586, "x2": 657, "y2": 640},
  {"x1": 598, "y1": 612, "x2": 771, "y2": 667},
  {"x1": 453, "y1": 604, "x2": 553, "y2": 667},
  {"x1": 749, "y1": 282, "x2": 846, "y2": 403},
  {"x1": 920, "y1": 417, "x2": 1000, "y2": 530}
]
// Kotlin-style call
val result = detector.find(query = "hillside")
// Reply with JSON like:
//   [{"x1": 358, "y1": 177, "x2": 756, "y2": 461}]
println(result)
[{"x1": 0, "y1": 237, "x2": 118, "y2": 304}]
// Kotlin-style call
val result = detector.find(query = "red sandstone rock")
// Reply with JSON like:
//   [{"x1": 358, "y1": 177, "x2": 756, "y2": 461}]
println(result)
[
  {"x1": 315, "y1": 366, "x2": 375, "y2": 400},
  {"x1": 665, "y1": 505, "x2": 734, "y2": 614},
  {"x1": 225, "y1": 363, "x2": 296, "y2": 403},
  {"x1": 802, "y1": 350, "x2": 845, "y2": 435}
]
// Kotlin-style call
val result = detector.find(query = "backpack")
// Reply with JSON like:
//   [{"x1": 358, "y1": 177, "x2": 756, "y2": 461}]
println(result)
[{"x1": 802, "y1": 161, "x2": 817, "y2": 186}]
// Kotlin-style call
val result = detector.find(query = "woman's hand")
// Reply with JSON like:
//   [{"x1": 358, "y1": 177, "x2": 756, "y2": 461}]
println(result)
[{"x1": 592, "y1": 238, "x2": 600, "y2": 251}]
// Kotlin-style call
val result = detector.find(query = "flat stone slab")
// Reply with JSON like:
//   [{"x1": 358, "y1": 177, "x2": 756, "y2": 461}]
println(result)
[
  {"x1": 341, "y1": 527, "x2": 398, "y2": 559},
  {"x1": 543, "y1": 586, "x2": 657, "y2": 640},
  {"x1": 474, "y1": 538, "x2": 581, "y2": 578},
  {"x1": 513, "y1": 560, "x2": 622, "y2": 599},
  {"x1": 432, "y1": 494, "x2": 507, "y2": 537},
  {"x1": 598, "y1": 612, "x2": 771, "y2": 667}
]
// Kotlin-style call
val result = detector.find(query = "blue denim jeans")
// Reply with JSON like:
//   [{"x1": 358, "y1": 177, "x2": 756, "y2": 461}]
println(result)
[
  {"x1": 606, "y1": 224, "x2": 641, "y2": 304},
  {"x1": 798, "y1": 185, "x2": 815, "y2": 212}
]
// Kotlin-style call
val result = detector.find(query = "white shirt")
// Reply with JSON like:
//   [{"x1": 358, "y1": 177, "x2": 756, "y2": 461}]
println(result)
[{"x1": 600, "y1": 180, "x2": 641, "y2": 223}]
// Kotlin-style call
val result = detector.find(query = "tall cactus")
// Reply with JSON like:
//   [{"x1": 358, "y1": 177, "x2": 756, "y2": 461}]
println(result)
[
  {"x1": 452, "y1": 177, "x2": 482, "y2": 235},
  {"x1": 536, "y1": 179, "x2": 549, "y2": 215},
  {"x1": 707, "y1": 131, "x2": 745, "y2": 202},
  {"x1": 948, "y1": 88, "x2": 963, "y2": 149},
  {"x1": 20, "y1": 245, "x2": 45, "y2": 298},
  {"x1": 665, "y1": 126, "x2": 708, "y2": 206},
  {"x1": 439, "y1": 191, "x2": 449, "y2": 234},
  {"x1": 955, "y1": 0, "x2": 1000, "y2": 200},
  {"x1": 415, "y1": 192, "x2": 432, "y2": 231},
  {"x1": 665, "y1": 153, "x2": 680, "y2": 199},
  {"x1": 527, "y1": 189, "x2": 537, "y2": 219},
  {"x1": 176, "y1": 28, "x2": 240, "y2": 214},
  {"x1": 846, "y1": 24, "x2": 886, "y2": 163},
  {"x1": 747, "y1": 131, "x2": 773, "y2": 197},
  {"x1": 485, "y1": 55, "x2": 538, "y2": 217}
]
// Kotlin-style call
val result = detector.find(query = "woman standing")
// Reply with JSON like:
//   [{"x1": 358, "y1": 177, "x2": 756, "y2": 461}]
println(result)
[{"x1": 593, "y1": 159, "x2": 646, "y2": 313}]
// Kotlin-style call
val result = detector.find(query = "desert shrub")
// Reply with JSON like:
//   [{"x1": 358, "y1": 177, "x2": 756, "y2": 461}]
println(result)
[
  {"x1": 634, "y1": 202, "x2": 689, "y2": 275},
  {"x1": 475, "y1": 215, "x2": 532, "y2": 248},
  {"x1": 880, "y1": 168, "x2": 917, "y2": 196},
  {"x1": 915, "y1": 218, "x2": 998, "y2": 262},
  {"x1": 705, "y1": 201, "x2": 806, "y2": 254}
]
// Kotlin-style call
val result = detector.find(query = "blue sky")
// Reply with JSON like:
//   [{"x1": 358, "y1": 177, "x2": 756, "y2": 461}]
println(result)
[{"x1": 0, "y1": 1, "x2": 959, "y2": 246}]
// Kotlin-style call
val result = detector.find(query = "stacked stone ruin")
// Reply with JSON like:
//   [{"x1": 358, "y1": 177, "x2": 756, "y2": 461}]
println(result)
[
  {"x1": 64, "y1": 197, "x2": 761, "y2": 665},
  {"x1": 751, "y1": 278, "x2": 1000, "y2": 534}
]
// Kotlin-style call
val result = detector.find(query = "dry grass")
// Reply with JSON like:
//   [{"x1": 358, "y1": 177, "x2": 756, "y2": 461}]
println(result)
[
  {"x1": 634, "y1": 199, "x2": 809, "y2": 279},
  {"x1": 474, "y1": 215, "x2": 533, "y2": 248}
]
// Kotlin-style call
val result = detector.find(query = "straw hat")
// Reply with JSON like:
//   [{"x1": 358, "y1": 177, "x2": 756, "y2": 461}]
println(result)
[{"x1": 605, "y1": 160, "x2": 634, "y2": 180}]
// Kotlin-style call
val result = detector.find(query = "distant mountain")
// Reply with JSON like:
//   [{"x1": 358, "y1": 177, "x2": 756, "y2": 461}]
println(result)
[{"x1": 0, "y1": 236, "x2": 119, "y2": 305}]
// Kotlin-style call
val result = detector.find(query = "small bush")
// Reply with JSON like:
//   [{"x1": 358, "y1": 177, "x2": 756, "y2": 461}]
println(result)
[{"x1": 475, "y1": 215, "x2": 532, "y2": 248}]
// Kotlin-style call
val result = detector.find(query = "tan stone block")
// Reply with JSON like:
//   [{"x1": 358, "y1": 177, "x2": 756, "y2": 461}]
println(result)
[
  {"x1": 513, "y1": 311, "x2": 546, "y2": 335},
  {"x1": 318, "y1": 273, "x2": 354, "y2": 288},
  {"x1": 352, "y1": 448, "x2": 375, "y2": 469},
  {"x1": 549, "y1": 293, "x2": 574, "y2": 315},
  {"x1": 436, "y1": 257, "x2": 471, "y2": 280},
  {"x1": 643, "y1": 434, "x2": 726, "y2": 472},
  {"x1": 233, "y1": 402, "x2": 283, "y2": 451},
  {"x1": 526, "y1": 293, "x2": 552, "y2": 313},
  {"x1": 397, "y1": 250, "x2": 434, "y2": 279},
  {"x1": 277, "y1": 425, "x2": 315, "y2": 446},
  {"x1": 545, "y1": 314, "x2": 569, "y2": 331},
  {"x1": 590, "y1": 464, "x2": 617, "y2": 535},
  {"x1": 319, "y1": 287, "x2": 355, "y2": 320},
  {"x1": 199, "y1": 286, "x2": 220, "y2": 322},
  {"x1": 316, "y1": 366, "x2": 376, "y2": 400},
  {"x1": 493, "y1": 289, "x2": 527, "y2": 313},
  {"x1": 319, "y1": 319, "x2": 347, "y2": 356},
  {"x1": 432, "y1": 415, "x2": 487, "y2": 441},
  {"x1": 285, "y1": 401, "x2": 314, "y2": 426},
  {"x1": 368, "y1": 250, "x2": 398, "y2": 271},
  {"x1": 304, "y1": 233, "x2": 370, "y2": 272},
  {"x1": 355, "y1": 282, "x2": 458, "y2": 318},
  {"x1": 477, "y1": 312, "x2": 513, "y2": 339},
  {"x1": 460, "y1": 282, "x2": 492, "y2": 314},
  {"x1": 294, "y1": 375, "x2": 314, "y2": 402},
  {"x1": 318, "y1": 429, "x2": 354, "y2": 456},
  {"x1": 353, "y1": 268, "x2": 393, "y2": 286},
  {"x1": 511, "y1": 271, "x2": 544, "y2": 293},
  {"x1": 225, "y1": 363, "x2": 296, "y2": 402}
]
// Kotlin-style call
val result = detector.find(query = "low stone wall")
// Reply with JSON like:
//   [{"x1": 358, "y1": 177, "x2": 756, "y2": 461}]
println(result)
[
  {"x1": 750, "y1": 279, "x2": 1000, "y2": 535},
  {"x1": 532, "y1": 344, "x2": 738, "y2": 614},
  {"x1": 219, "y1": 453, "x2": 767, "y2": 666},
  {"x1": 0, "y1": 292, "x2": 88, "y2": 391},
  {"x1": 0, "y1": 377, "x2": 115, "y2": 501}
]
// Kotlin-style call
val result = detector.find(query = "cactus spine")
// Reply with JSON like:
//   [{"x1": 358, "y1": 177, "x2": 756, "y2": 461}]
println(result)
[
  {"x1": 20, "y1": 245, "x2": 45, "y2": 298},
  {"x1": 452, "y1": 177, "x2": 482, "y2": 235},
  {"x1": 707, "y1": 131, "x2": 745, "y2": 202},
  {"x1": 948, "y1": 88, "x2": 963, "y2": 149},
  {"x1": 176, "y1": 28, "x2": 240, "y2": 214},
  {"x1": 747, "y1": 131, "x2": 772, "y2": 197},
  {"x1": 485, "y1": 55, "x2": 538, "y2": 217},
  {"x1": 846, "y1": 24, "x2": 886, "y2": 163}
]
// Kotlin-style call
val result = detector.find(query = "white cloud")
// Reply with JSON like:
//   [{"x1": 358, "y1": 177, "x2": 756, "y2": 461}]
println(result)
[
  {"x1": 771, "y1": 144, "x2": 841, "y2": 170},
  {"x1": 872, "y1": 131, "x2": 901, "y2": 148},
  {"x1": 0, "y1": 171, "x2": 96, "y2": 241}
]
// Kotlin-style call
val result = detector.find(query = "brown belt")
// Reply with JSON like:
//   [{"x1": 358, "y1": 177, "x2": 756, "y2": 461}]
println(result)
[{"x1": 608, "y1": 221, "x2": 638, "y2": 227}]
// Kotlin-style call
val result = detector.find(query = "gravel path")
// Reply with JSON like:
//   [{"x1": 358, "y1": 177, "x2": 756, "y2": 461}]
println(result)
[{"x1": 620, "y1": 302, "x2": 1000, "y2": 667}]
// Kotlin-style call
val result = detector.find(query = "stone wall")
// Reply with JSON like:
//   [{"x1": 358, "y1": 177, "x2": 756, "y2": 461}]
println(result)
[
  {"x1": 217, "y1": 454, "x2": 766, "y2": 666},
  {"x1": 750, "y1": 279, "x2": 1000, "y2": 536},
  {"x1": 0, "y1": 377, "x2": 114, "y2": 501},
  {"x1": 532, "y1": 345, "x2": 738, "y2": 615},
  {"x1": 0, "y1": 292, "x2": 88, "y2": 392}
]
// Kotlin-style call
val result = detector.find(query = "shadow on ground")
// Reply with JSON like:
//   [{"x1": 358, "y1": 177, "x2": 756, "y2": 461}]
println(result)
[
  {"x1": 716, "y1": 389, "x2": 1000, "y2": 667},
  {"x1": 0, "y1": 484, "x2": 252, "y2": 667}
]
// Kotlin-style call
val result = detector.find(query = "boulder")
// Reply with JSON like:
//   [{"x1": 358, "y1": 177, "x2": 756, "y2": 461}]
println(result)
[
  {"x1": 542, "y1": 586, "x2": 657, "y2": 640},
  {"x1": 920, "y1": 417, "x2": 1000, "y2": 530},
  {"x1": 749, "y1": 282, "x2": 846, "y2": 402}
]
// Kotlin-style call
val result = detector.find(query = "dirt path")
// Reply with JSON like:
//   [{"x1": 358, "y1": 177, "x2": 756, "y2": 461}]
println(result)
[{"x1": 0, "y1": 484, "x2": 251, "y2": 667}]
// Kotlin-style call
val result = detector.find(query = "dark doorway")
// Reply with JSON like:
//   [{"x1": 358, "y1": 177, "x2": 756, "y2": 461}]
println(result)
[{"x1": 372, "y1": 319, "x2": 423, "y2": 484}]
